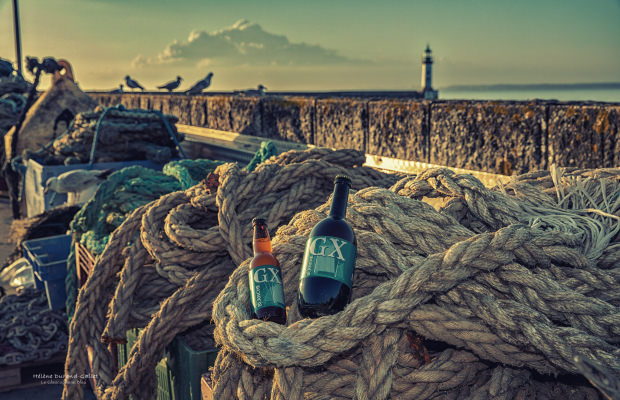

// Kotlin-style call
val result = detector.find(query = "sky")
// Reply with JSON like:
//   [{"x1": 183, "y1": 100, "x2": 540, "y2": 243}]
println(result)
[{"x1": 0, "y1": 0, "x2": 619, "y2": 92}]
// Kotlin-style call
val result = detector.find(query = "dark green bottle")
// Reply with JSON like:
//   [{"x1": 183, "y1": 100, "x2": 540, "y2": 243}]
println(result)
[{"x1": 297, "y1": 176, "x2": 357, "y2": 318}]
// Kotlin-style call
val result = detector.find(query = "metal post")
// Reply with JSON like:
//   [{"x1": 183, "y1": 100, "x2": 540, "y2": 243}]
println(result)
[{"x1": 12, "y1": 0, "x2": 23, "y2": 75}]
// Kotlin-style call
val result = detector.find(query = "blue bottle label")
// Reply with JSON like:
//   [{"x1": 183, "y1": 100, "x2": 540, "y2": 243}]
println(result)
[
  {"x1": 300, "y1": 236, "x2": 356, "y2": 287},
  {"x1": 249, "y1": 265, "x2": 285, "y2": 313}
]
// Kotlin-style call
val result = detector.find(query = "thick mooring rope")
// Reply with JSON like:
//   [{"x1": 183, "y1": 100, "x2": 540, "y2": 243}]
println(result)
[
  {"x1": 62, "y1": 148, "x2": 619, "y2": 400},
  {"x1": 64, "y1": 142, "x2": 277, "y2": 322},
  {"x1": 62, "y1": 148, "x2": 397, "y2": 400}
]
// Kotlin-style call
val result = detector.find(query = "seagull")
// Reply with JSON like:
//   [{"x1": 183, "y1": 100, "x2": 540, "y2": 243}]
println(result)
[
  {"x1": 245, "y1": 84, "x2": 267, "y2": 96},
  {"x1": 157, "y1": 76, "x2": 183, "y2": 92},
  {"x1": 186, "y1": 72, "x2": 213, "y2": 95},
  {"x1": 110, "y1": 84, "x2": 124, "y2": 93},
  {"x1": 45, "y1": 169, "x2": 113, "y2": 196},
  {"x1": 125, "y1": 75, "x2": 145, "y2": 91}
]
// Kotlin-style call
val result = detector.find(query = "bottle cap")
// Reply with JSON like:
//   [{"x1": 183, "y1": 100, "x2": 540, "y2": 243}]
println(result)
[
  {"x1": 252, "y1": 217, "x2": 267, "y2": 225},
  {"x1": 334, "y1": 175, "x2": 352, "y2": 186}
]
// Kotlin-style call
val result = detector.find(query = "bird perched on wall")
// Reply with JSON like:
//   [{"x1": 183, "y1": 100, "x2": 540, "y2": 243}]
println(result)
[
  {"x1": 244, "y1": 84, "x2": 267, "y2": 96},
  {"x1": 45, "y1": 169, "x2": 113, "y2": 196},
  {"x1": 110, "y1": 84, "x2": 124, "y2": 93},
  {"x1": 186, "y1": 72, "x2": 213, "y2": 95},
  {"x1": 157, "y1": 76, "x2": 183, "y2": 92},
  {"x1": 125, "y1": 75, "x2": 145, "y2": 91}
]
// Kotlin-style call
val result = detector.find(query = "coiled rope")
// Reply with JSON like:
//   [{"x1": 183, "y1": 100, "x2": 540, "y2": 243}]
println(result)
[
  {"x1": 61, "y1": 148, "x2": 618, "y2": 400},
  {"x1": 64, "y1": 141, "x2": 277, "y2": 322}
]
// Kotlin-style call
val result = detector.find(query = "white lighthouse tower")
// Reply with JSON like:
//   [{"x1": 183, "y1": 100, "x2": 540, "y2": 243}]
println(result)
[{"x1": 421, "y1": 45, "x2": 438, "y2": 99}]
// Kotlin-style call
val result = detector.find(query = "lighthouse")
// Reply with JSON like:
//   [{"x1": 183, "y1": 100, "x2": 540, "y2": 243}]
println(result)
[{"x1": 421, "y1": 45, "x2": 438, "y2": 100}]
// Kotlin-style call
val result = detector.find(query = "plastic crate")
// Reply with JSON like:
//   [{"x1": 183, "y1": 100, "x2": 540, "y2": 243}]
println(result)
[
  {"x1": 117, "y1": 329, "x2": 175, "y2": 400},
  {"x1": 22, "y1": 248, "x2": 44, "y2": 291},
  {"x1": 157, "y1": 358, "x2": 176, "y2": 400},
  {"x1": 24, "y1": 158, "x2": 166, "y2": 217},
  {"x1": 172, "y1": 337, "x2": 218, "y2": 400},
  {"x1": 22, "y1": 234, "x2": 72, "y2": 309},
  {"x1": 117, "y1": 329, "x2": 140, "y2": 369},
  {"x1": 116, "y1": 330, "x2": 218, "y2": 400}
]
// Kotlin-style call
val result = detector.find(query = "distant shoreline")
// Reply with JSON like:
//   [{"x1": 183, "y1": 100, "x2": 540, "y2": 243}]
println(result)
[{"x1": 441, "y1": 82, "x2": 620, "y2": 91}]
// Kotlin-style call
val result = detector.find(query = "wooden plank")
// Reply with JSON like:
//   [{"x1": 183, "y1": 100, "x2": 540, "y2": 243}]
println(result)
[
  {"x1": 0, "y1": 354, "x2": 66, "y2": 392},
  {"x1": 201, "y1": 372, "x2": 214, "y2": 400},
  {"x1": 178, "y1": 124, "x2": 310, "y2": 155},
  {"x1": 364, "y1": 154, "x2": 512, "y2": 188},
  {"x1": 178, "y1": 124, "x2": 510, "y2": 188},
  {"x1": 0, "y1": 367, "x2": 21, "y2": 388}
]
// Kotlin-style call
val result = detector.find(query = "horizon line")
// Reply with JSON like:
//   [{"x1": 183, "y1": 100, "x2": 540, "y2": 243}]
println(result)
[{"x1": 441, "y1": 82, "x2": 620, "y2": 91}]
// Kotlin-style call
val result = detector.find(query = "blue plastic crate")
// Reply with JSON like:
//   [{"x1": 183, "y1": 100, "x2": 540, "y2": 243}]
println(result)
[
  {"x1": 24, "y1": 158, "x2": 166, "y2": 217},
  {"x1": 22, "y1": 234, "x2": 72, "y2": 309},
  {"x1": 22, "y1": 247, "x2": 45, "y2": 290}
]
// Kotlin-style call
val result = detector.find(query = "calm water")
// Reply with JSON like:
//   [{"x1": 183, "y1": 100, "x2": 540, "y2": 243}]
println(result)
[{"x1": 439, "y1": 89, "x2": 620, "y2": 103}]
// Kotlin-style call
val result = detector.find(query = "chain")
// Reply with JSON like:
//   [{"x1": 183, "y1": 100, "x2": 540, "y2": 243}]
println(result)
[{"x1": 0, "y1": 289, "x2": 68, "y2": 366}]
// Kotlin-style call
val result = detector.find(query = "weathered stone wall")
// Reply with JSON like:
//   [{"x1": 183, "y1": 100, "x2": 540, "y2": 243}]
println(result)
[
  {"x1": 430, "y1": 101, "x2": 547, "y2": 174},
  {"x1": 547, "y1": 104, "x2": 619, "y2": 169},
  {"x1": 368, "y1": 100, "x2": 429, "y2": 162},
  {"x1": 87, "y1": 93, "x2": 620, "y2": 174}
]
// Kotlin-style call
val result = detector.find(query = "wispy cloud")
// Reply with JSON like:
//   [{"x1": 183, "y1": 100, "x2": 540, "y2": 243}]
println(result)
[{"x1": 132, "y1": 19, "x2": 366, "y2": 68}]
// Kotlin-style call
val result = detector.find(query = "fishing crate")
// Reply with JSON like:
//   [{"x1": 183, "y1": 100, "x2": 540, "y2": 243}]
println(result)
[
  {"x1": 24, "y1": 158, "x2": 166, "y2": 218},
  {"x1": 22, "y1": 234, "x2": 72, "y2": 310},
  {"x1": 173, "y1": 337, "x2": 218, "y2": 400},
  {"x1": 117, "y1": 329, "x2": 218, "y2": 400},
  {"x1": 75, "y1": 241, "x2": 96, "y2": 288},
  {"x1": 118, "y1": 329, "x2": 176, "y2": 400}
]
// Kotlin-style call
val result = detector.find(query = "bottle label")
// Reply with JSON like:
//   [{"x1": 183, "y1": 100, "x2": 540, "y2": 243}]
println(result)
[
  {"x1": 249, "y1": 265, "x2": 285, "y2": 313},
  {"x1": 300, "y1": 236, "x2": 356, "y2": 287}
]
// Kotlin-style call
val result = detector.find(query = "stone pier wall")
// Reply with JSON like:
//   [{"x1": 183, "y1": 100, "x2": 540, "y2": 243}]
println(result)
[{"x1": 88, "y1": 92, "x2": 619, "y2": 174}]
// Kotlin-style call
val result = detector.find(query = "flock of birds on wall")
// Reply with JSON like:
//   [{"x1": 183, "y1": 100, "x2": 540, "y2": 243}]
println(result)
[{"x1": 114, "y1": 72, "x2": 267, "y2": 96}]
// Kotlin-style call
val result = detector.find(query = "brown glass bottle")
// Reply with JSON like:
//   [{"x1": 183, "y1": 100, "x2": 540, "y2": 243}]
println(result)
[
  {"x1": 248, "y1": 218, "x2": 286, "y2": 324},
  {"x1": 297, "y1": 176, "x2": 357, "y2": 318}
]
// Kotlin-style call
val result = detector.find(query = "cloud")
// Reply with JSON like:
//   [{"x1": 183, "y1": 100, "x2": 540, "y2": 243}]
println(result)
[
  {"x1": 135, "y1": 19, "x2": 364, "y2": 68},
  {"x1": 130, "y1": 55, "x2": 147, "y2": 68}
]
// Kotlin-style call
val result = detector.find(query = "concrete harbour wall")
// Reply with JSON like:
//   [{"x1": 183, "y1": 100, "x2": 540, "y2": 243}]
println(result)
[{"x1": 88, "y1": 93, "x2": 620, "y2": 174}]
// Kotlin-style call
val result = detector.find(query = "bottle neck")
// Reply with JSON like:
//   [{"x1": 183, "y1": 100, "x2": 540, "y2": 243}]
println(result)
[
  {"x1": 253, "y1": 224, "x2": 272, "y2": 254},
  {"x1": 329, "y1": 182, "x2": 350, "y2": 220}
]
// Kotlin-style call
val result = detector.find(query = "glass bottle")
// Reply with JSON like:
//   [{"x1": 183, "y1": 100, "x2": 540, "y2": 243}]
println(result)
[
  {"x1": 297, "y1": 175, "x2": 357, "y2": 318},
  {"x1": 249, "y1": 218, "x2": 286, "y2": 324}
]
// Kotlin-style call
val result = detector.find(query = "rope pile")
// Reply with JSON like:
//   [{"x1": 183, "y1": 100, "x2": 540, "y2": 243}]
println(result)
[
  {"x1": 61, "y1": 147, "x2": 619, "y2": 400},
  {"x1": 0, "y1": 75, "x2": 31, "y2": 98},
  {"x1": 64, "y1": 142, "x2": 277, "y2": 321},
  {"x1": 64, "y1": 163, "x2": 210, "y2": 322},
  {"x1": 0, "y1": 289, "x2": 67, "y2": 366},
  {"x1": 39, "y1": 105, "x2": 183, "y2": 165},
  {"x1": 62, "y1": 148, "x2": 396, "y2": 400},
  {"x1": 163, "y1": 159, "x2": 224, "y2": 190}
]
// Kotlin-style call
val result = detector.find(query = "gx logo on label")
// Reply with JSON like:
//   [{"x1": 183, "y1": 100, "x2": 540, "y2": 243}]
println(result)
[{"x1": 308, "y1": 237, "x2": 347, "y2": 261}]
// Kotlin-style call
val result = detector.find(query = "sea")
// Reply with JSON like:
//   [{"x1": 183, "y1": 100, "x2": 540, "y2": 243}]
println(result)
[{"x1": 439, "y1": 89, "x2": 620, "y2": 103}]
